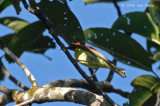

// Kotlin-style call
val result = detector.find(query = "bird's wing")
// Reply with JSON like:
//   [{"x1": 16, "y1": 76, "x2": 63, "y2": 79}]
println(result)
[
  {"x1": 83, "y1": 46, "x2": 126, "y2": 78},
  {"x1": 82, "y1": 46, "x2": 113, "y2": 65}
]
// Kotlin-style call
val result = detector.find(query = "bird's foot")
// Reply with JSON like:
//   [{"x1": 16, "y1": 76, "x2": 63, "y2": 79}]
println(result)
[{"x1": 84, "y1": 72, "x2": 97, "y2": 83}]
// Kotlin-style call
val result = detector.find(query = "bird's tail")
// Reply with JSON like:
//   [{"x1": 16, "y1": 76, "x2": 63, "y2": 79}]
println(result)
[{"x1": 111, "y1": 66, "x2": 126, "y2": 78}]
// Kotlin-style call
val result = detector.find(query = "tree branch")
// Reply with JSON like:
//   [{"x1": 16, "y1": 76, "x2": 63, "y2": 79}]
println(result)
[
  {"x1": 0, "y1": 94, "x2": 13, "y2": 105},
  {"x1": 0, "y1": 59, "x2": 29, "y2": 90},
  {"x1": 0, "y1": 86, "x2": 14, "y2": 105},
  {"x1": 44, "y1": 79, "x2": 129, "y2": 98},
  {"x1": 0, "y1": 86, "x2": 11, "y2": 94},
  {"x1": 0, "y1": 38, "x2": 38, "y2": 87},
  {"x1": 0, "y1": 79, "x2": 129, "y2": 105},
  {"x1": 15, "y1": 87, "x2": 110, "y2": 106},
  {"x1": 21, "y1": 0, "x2": 118, "y2": 105},
  {"x1": 0, "y1": 86, "x2": 110, "y2": 106}
]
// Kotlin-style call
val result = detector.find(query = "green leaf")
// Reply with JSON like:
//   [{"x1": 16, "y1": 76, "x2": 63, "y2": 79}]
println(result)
[
  {"x1": 131, "y1": 75, "x2": 160, "y2": 90},
  {"x1": 123, "y1": 102, "x2": 129, "y2": 106},
  {"x1": 83, "y1": 0, "x2": 126, "y2": 4},
  {"x1": 0, "y1": 0, "x2": 11, "y2": 13},
  {"x1": 2, "y1": 21, "x2": 55, "y2": 62},
  {"x1": 148, "y1": 0, "x2": 160, "y2": 30},
  {"x1": 0, "y1": 17, "x2": 29, "y2": 33},
  {"x1": 84, "y1": 28, "x2": 153, "y2": 71},
  {"x1": 30, "y1": 0, "x2": 85, "y2": 45},
  {"x1": 26, "y1": 36, "x2": 55, "y2": 54},
  {"x1": 112, "y1": 12, "x2": 160, "y2": 45},
  {"x1": 129, "y1": 75, "x2": 160, "y2": 106},
  {"x1": 129, "y1": 88, "x2": 156, "y2": 106}
]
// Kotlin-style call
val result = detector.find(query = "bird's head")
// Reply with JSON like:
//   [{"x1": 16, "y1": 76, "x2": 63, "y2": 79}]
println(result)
[{"x1": 66, "y1": 42, "x2": 82, "y2": 51}]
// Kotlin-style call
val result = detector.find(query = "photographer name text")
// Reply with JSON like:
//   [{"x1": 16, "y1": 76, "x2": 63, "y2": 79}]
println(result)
[{"x1": 121, "y1": 4, "x2": 153, "y2": 8}]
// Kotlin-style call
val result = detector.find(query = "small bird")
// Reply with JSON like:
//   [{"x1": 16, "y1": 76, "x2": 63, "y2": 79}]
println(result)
[{"x1": 67, "y1": 42, "x2": 126, "y2": 78}]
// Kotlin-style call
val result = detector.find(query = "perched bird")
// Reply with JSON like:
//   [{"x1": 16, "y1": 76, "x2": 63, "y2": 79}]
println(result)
[{"x1": 67, "y1": 42, "x2": 126, "y2": 78}]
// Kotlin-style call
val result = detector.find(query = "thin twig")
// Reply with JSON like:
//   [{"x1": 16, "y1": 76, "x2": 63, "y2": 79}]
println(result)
[
  {"x1": 155, "y1": 89, "x2": 160, "y2": 106},
  {"x1": 108, "y1": 84, "x2": 129, "y2": 98},
  {"x1": 0, "y1": 38, "x2": 38, "y2": 87},
  {"x1": 106, "y1": 59, "x2": 117, "y2": 82},
  {"x1": 112, "y1": 0, "x2": 122, "y2": 16},
  {"x1": 0, "y1": 86, "x2": 10, "y2": 94},
  {"x1": 89, "y1": 68, "x2": 98, "y2": 81},
  {"x1": 0, "y1": 59, "x2": 29, "y2": 90},
  {"x1": 106, "y1": 71, "x2": 114, "y2": 82},
  {"x1": 20, "y1": 0, "x2": 118, "y2": 105},
  {"x1": 152, "y1": 70, "x2": 160, "y2": 79}
]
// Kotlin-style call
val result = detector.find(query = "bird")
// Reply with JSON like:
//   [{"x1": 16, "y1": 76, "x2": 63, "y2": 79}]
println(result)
[{"x1": 66, "y1": 42, "x2": 126, "y2": 78}]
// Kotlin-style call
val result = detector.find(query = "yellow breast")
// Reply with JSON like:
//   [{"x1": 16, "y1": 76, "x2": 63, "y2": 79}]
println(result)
[
  {"x1": 74, "y1": 48, "x2": 99, "y2": 70},
  {"x1": 74, "y1": 48, "x2": 112, "y2": 70}
]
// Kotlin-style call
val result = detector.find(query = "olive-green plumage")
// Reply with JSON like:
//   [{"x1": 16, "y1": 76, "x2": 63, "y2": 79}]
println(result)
[
  {"x1": 74, "y1": 48, "x2": 111, "y2": 70},
  {"x1": 68, "y1": 42, "x2": 126, "y2": 78}
]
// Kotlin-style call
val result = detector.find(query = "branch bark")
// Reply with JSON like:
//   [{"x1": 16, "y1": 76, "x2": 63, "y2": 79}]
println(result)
[
  {"x1": 0, "y1": 94, "x2": 13, "y2": 105},
  {"x1": 0, "y1": 78, "x2": 129, "y2": 105},
  {"x1": 0, "y1": 86, "x2": 111, "y2": 106},
  {"x1": 44, "y1": 79, "x2": 129, "y2": 98},
  {"x1": 0, "y1": 86, "x2": 11, "y2": 94}
]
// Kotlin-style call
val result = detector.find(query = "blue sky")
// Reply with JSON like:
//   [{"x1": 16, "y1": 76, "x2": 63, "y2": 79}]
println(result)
[{"x1": 1, "y1": 0, "x2": 158, "y2": 106}]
